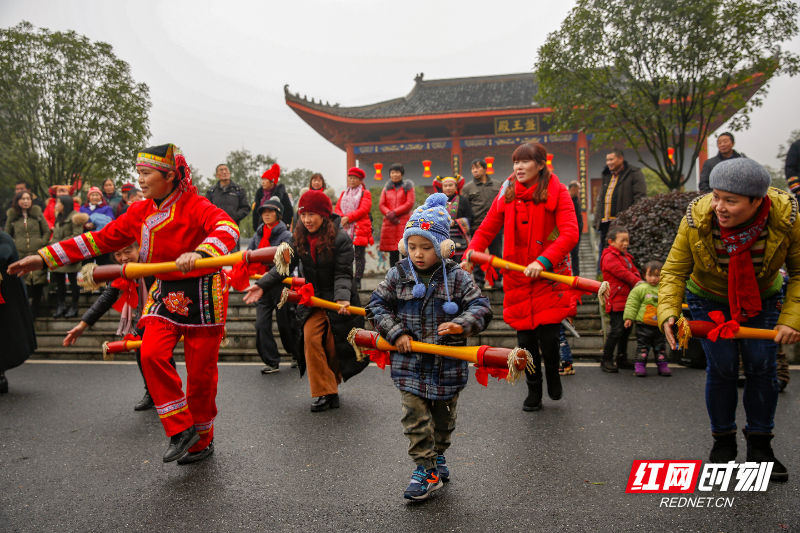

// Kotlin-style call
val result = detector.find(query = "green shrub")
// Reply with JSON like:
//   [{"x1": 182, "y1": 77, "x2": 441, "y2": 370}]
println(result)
[{"x1": 611, "y1": 190, "x2": 701, "y2": 271}]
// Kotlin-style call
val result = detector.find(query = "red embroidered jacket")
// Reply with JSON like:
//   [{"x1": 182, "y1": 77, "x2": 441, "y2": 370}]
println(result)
[{"x1": 39, "y1": 188, "x2": 239, "y2": 280}]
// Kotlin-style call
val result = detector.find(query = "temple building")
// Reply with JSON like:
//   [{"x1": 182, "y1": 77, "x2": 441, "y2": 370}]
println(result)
[{"x1": 285, "y1": 72, "x2": 745, "y2": 230}]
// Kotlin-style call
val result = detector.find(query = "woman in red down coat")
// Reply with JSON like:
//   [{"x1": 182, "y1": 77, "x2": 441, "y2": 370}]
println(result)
[
  {"x1": 334, "y1": 167, "x2": 374, "y2": 288},
  {"x1": 465, "y1": 143, "x2": 579, "y2": 412},
  {"x1": 378, "y1": 163, "x2": 415, "y2": 267}
]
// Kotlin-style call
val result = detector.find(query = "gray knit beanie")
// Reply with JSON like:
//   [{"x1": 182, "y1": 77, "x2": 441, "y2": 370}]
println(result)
[{"x1": 709, "y1": 158, "x2": 771, "y2": 198}]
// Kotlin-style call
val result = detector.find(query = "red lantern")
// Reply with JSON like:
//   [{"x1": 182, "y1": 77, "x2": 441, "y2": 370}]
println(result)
[
  {"x1": 374, "y1": 163, "x2": 383, "y2": 180},
  {"x1": 668, "y1": 148, "x2": 675, "y2": 164},
  {"x1": 422, "y1": 160, "x2": 432, "y2": 178},
  {"x1": 546, "y1": 154, "x2": 554, "y2": 171},
  {"x1": 485, "y1": 156, "x2": 495, "y2": 175}
]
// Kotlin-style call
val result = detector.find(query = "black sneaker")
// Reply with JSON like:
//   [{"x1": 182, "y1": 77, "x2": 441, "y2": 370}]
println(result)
[{"x1": 404, "y1": 465, "x2": 442, "y2": 500}]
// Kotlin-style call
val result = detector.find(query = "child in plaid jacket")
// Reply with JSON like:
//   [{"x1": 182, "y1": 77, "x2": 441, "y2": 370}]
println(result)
[{"x1": 366, "y1": 193, "x2": 492, "y2": 500}]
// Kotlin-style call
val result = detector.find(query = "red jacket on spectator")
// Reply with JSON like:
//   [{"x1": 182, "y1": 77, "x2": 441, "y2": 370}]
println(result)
[
  {"x1": 468, "y1": 174, "x2": 579, "y2": 330},
  {"x1": 600, "y1": 245, "x2": 641, "y2": 313},
  {"x1": 334, "y1": 185, "x2": 374, "y2": 247},
  {"x1": 378, "y1": 179, "x2": 415, "y2": 252}
]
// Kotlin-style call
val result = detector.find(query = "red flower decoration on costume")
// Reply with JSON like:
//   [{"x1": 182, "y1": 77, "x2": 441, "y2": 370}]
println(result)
[
  {"x1": 420, "y1": 221, "x2": 431, "y2": 231},
  {"x1": 706, "y1": 310, "x2": 740, "y2": 342},
  {"x1": 164, "y1": 291, "x2": 192, "y2": 317}
]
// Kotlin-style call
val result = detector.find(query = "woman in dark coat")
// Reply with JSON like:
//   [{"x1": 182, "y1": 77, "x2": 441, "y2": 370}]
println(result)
[
  {"x1": 243, "y1": 190, "x2": 367, "y2": 412},
  {"x1": 0, "y1": 230, "x2": 37, "y2": 393},
  {"x1": 252, "y1": 164, "x2": 294, "y2": 231}
]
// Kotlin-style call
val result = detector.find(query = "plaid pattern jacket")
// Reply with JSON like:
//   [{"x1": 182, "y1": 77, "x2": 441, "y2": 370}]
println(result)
[{"x1": 366, "y1": 258, "x2": 492, "y2": 400}]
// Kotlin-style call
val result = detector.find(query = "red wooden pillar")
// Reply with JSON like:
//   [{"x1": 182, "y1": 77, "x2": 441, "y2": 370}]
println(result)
[
  {"x1": 451, "y1": 138, "x2": 462, "y2": 176},
  {"x1": 346, "y1": 143, "x2": 356, "y2": 171},
  {"x1": 576, "y1": 132, "x2": 589, "y2": 233},
  {"x1": 698, "y1": 136, "x2": 709, "y2": 170}
]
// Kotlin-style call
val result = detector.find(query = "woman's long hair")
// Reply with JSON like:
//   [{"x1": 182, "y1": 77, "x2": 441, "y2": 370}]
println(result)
[
  {"x1": 12, "y1": 191, "x2": 31, "y2": 215},
  {"x1": 56, "y1": 194, "x2": 75, "y2": 224},
  {"x1": 308, "y1": 173, "x2": 326, "y2": 190},
  {"x1": 505, "y1": 143, "x2": 551, "y2": 205},
  {"x1": 293, "y1": 217, "x2": 338, "y2": 260}
]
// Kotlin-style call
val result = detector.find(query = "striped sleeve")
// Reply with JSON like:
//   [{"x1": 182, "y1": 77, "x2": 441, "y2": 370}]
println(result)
[
  {"x1": 38, "y1": 213, "x2": 138, "y2": 270},
  {"x1": 195, "y1": 208, "x2": 240, "y2": 258}
]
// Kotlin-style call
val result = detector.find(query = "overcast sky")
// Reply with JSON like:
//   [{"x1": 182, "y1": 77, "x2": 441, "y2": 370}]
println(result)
[{"x1": 3, "y1": 0, "x2": 799, "y2": 191}]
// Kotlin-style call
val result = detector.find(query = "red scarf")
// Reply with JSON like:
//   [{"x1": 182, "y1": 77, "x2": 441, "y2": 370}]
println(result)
[
  {"x1": 716, "y1": 196, "x2": 771, "y2": 322},
  {"x1": 228, "y1": 223, "x2": 274, "y2": 291},
  {"x1": 307, "y1": 233, "x2": 319, "y2": 263},
  {"x1": 259, "y1": 223, "x2": 273, "y2": 249}
]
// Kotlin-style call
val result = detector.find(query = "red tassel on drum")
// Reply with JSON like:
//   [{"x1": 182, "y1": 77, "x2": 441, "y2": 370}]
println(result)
[{"x1": 366, "y1": 349, "x2": 391, "y2": 369}]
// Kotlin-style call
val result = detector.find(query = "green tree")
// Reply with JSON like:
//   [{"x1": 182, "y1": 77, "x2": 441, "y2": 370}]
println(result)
[
  {"x1": 535, "y1": 0, "x2": 799, "y2": 191},
  {"x1": 0, "y1": 22, "x2": 151, "y2": 197},
  {"x1": 280, "y1": 167, "x2": 313, "y2": 200}
]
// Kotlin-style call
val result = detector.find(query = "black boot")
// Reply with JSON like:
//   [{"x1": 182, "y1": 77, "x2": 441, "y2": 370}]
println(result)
[
  {"x1": 52, "y1": 303, "x2": 66, "y2": 319},
  {"x1": 134, "y1": 391, "x2": 155, "y2": 411},
  {"x1": 523, "y1": 379, "x2": 543, "y2": 411},
  {"x1": 616, "y1": 354, "x2": 635, "y2": 370},
  {"x1": 310, "y1": 393, "x2": 340, "y2": 412},
  {"x1": 544, "y1": 366, "x2": 562, "y2": 400},
  {"x1": 0, "y1": 372, "x2": 7, "y2": 394},
  {"x1": 64, "y1": 305, "x2": 79, "y2": 319},
  {"x1": 163, "y1": 426, "x2": 200, "y2": 463},
  {"x1": 743, "y1": 429, "x2": 788, "y2": 482},
  {"x1": 177, "y1": 439, "x2": 215, "y2": 465},
  {"x1": 709, "y1": 431, "x2": 737, "y2": 463},
  {"x1": 600, "y1": 357, "x2": 618, "y2": 373}
]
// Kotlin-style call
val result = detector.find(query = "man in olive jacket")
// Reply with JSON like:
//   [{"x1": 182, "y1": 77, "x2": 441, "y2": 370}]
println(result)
[
  {"x1": 206, "y1": 163, "x2": 250, "y2": 249},
  {"x1": 593, "y1": 149, "x2": 647, "y2": 272}
]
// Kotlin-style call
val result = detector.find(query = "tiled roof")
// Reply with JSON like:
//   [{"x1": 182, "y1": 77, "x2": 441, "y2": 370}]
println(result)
[{"x1": 284, "y1": 72, "x2": 539, "y2": 119}]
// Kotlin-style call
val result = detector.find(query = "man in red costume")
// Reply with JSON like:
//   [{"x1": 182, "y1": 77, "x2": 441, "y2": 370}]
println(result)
[{"x1": 8, "y1": 144, "x2": 239, "y2": 465}]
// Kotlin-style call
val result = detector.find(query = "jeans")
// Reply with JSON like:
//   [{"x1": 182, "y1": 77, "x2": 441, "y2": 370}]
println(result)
[
  {"x1": 685, "y1": 290, "x2": 781, "y2": 434},
  {"x1": 559, "y1": 325, "x2": 573, "y2": 364},
  {"x1": 472, "y1": 228, "x2": 504, "y2": 286},
  {"x1": 602, "y1": 311, "x2": 631, "y2": 361}
]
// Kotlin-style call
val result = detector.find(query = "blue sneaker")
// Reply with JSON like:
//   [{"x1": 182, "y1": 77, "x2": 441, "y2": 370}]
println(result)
[
  {"x1": 404, "y1": 465, "x2": 442, "y2": 500},
  {"x1": 436, "y1": 455, "x2": 451, "y2": 482}
]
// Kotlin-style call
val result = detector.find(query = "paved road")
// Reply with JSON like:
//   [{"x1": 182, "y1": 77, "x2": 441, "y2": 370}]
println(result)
[{"x1": 2, "y1": 362, "x2": 800, "y2": 532}]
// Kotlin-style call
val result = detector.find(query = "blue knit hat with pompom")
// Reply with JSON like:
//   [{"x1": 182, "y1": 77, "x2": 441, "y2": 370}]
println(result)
[{"x1": 399, "y1": 193, "x2": 458, "y2": 314}]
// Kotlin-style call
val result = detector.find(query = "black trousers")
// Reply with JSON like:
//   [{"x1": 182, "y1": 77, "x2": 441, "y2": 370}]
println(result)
[
  {"x1": 389, "y1": 251, "x2": 400, "y2": 268},
  {"x1": 597, "y1": 221, "x2": 610, "y2": 274},
  {"x1": 603, "y1": 311, "x2": 631, "y2": 361},
  {"x1": 472, "y1": 228, "x2": 504, "y2": 286},
  {"x1": 635, "y1": 324, "x2": 667, "y2": 363},
  {"x1": 518, "y1": 323, "x2": 561, "y2": 385},
  {"x1": 256, "y1": 284, "x2": 299, "y2": 367},
  {"x1": 52, "y1": 272, "x2": 80, "y2": 307},
  {"x1": 570, "y1": 234, "x2": 581, "y2": 277}
]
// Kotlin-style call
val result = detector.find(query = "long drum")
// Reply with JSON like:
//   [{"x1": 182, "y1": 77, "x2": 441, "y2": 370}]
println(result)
[{"x1": 347, "y1": 328, "x2": 533, "y2": 382}]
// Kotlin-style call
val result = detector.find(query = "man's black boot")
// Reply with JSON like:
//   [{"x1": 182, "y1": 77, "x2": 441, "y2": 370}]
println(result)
[
  {"x1": 709, "y1": 431, "x2": 737, "y2": 463},
  {"x1": 744, "y1": 429, "x2": 788, "y2": 482},
  {"x1": 163, "y1": 426, "x2": 200, "y2": 463}
]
